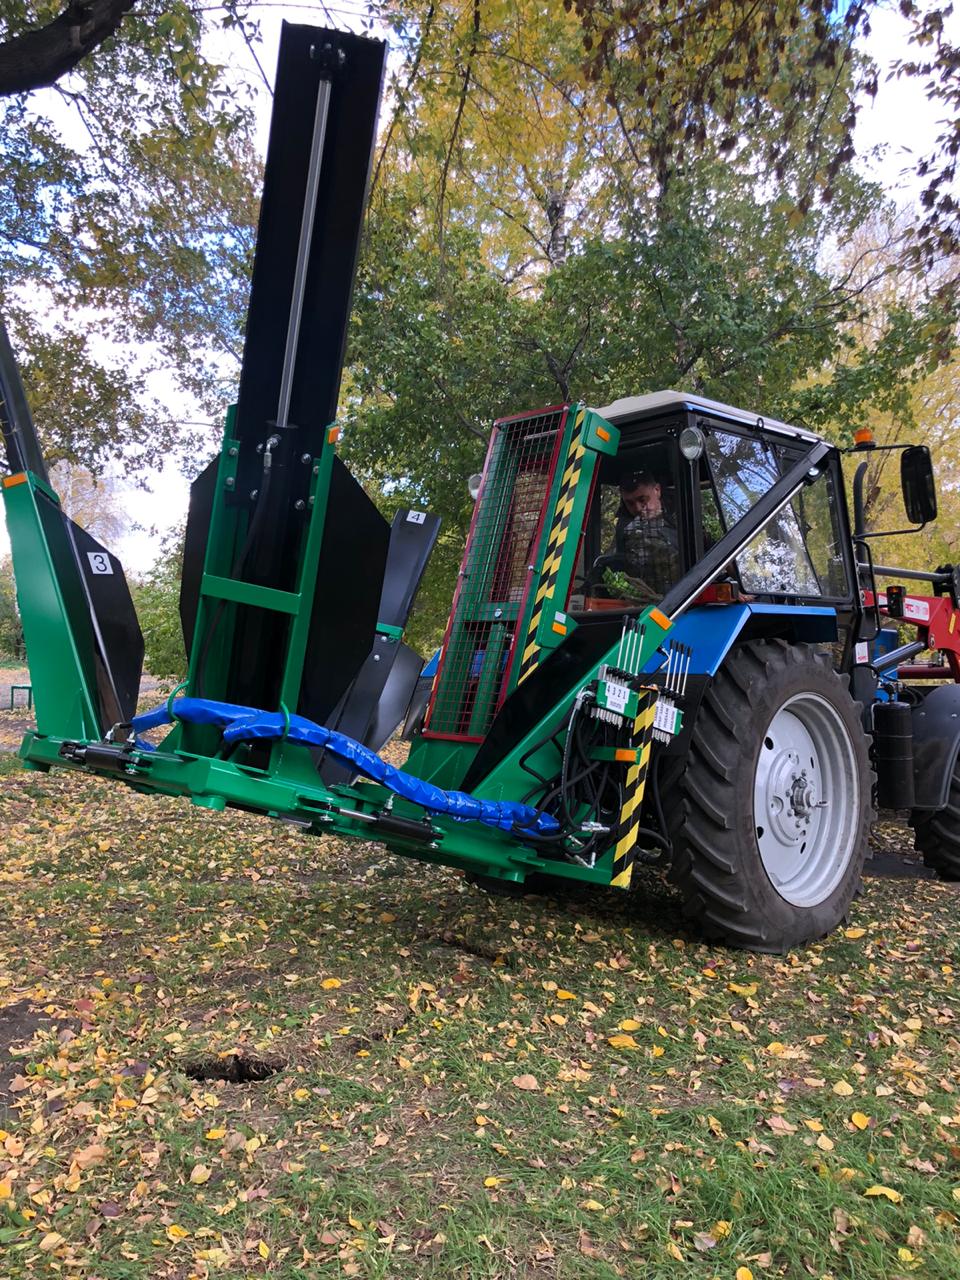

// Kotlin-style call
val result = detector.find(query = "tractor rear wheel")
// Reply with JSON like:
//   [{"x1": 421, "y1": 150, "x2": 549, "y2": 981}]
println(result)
[
  {"x1": 910, "y1": 761, "x2": 960, "y2": 880},
  {"x1": 667, "y1": 640, "x2": 874, "y2": 953}
]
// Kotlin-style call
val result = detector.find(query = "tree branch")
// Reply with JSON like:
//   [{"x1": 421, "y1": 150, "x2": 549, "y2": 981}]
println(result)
[{"x1": 0, "y1": 0, "x2": 136, "y2": 97}]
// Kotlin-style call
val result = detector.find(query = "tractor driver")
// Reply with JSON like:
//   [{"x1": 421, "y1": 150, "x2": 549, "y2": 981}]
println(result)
[{"x1": 587, "y1": 471, "x2": 681, "y2": 602}]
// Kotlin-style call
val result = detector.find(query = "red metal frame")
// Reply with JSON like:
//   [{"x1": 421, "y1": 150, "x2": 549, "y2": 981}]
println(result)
[{"x1": 863, "y1": 588, "x2": 960, "y2": 681}]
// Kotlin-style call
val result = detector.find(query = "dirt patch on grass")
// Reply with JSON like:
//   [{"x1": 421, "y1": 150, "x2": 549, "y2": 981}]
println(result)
[{"x1": 0, "y1": 999, "x2": 77, "y2": 1114}]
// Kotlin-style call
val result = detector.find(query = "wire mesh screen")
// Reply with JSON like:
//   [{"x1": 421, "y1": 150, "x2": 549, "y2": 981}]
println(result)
[{"x1": 425, "y1": 408, "x2": 567, "y2": 739}]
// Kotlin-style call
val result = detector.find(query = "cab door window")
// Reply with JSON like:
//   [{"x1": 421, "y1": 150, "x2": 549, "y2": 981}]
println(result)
[{"x1": 704, "y1": 428, "x2": 842, "y2": 598}]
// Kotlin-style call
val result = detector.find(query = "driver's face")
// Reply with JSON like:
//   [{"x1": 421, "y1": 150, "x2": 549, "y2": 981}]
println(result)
[{"x1": 622, "y1": 481, "x2": 662, "y2": 519}]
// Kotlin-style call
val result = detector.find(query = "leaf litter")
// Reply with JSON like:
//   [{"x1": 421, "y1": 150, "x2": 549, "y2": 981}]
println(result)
[{"x1": 0, "y1": 761, "x2": 958, "y2": 1275}]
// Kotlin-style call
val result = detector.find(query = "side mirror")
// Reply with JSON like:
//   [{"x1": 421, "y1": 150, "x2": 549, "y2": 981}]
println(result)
[{"x1": 901, "y1": 445, "x2": 937, "y2": 525}]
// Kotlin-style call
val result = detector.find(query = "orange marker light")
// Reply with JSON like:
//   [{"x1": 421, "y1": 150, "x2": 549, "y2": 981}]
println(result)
[
  {"x1": 649, "y1": 607, "x2": 671, "y2": 630},
  {"x1": 853, "y1": 426, "x2": 874, "y2": 448},
  {"x1": 2, "y1": 473, "x2": 27, "y2": 488},
  {"x1": 551, "y1": 621, "x2": 567, "y2": 636},
  {"x1": 615, "y1": 748, "x2": 637, "y2": 763},
  {"x1": 327, "y1": 426, "x2": 341, "y2": 445},
  {"x1": 596, "y1": 426, "x2": 610, "y2": 442}
]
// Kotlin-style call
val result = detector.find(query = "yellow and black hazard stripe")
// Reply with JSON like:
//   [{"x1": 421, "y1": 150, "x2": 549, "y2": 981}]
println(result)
[
  {"x1": 610, "y1": 689, "x2": 659, "y2": 889},
  {"x1": 517, "y1": 408, "x2": 587, "y2": 685}
]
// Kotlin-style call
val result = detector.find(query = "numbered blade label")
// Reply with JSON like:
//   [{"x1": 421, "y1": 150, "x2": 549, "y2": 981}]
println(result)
[{"x1": 86, "y1": 551, "x2": 113, "y2": 575}]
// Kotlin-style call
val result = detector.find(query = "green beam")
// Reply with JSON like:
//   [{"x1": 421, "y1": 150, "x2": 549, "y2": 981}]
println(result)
[{"x1": 200, "y1": 574, "x2": 301, "y2": 615}]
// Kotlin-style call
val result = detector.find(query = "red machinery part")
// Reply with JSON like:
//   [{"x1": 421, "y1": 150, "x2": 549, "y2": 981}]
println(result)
[{"x1": 862, "y1": 589, "x2": 960, "y2": 681}]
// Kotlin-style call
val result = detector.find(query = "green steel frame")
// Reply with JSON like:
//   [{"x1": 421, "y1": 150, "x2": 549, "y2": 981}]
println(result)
[{"x1": 3, "y1": 407, "x2": 672, "y2": 891}]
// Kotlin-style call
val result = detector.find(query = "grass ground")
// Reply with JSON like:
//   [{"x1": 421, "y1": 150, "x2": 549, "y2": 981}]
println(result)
[{"x1": 1, "y1": 746, "x2": 959, "y2": 1279}]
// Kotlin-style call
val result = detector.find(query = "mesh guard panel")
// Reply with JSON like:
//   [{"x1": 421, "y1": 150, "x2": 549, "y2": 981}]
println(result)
[{"x1": 424, "y1": 407, "x2": 567, "y2": 740}]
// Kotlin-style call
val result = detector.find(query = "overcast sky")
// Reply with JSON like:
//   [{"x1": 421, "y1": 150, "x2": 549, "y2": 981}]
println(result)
[{"x1": 2, "y1": 3, "x2": 957, "y2": 573}]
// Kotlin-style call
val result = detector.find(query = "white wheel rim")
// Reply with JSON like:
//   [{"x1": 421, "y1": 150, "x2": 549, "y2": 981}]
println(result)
[{"x1": 753, "y1": 692, "x2": 860, "y2": 907}]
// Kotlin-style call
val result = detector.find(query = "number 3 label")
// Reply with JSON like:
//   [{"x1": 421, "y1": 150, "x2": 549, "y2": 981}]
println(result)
[{"x1": 87, "y1": 552, "x2": 113, "y2": 575}]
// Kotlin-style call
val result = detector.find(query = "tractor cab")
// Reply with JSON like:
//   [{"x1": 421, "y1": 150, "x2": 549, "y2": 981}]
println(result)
[{"x1": 572, "y1": 392, "x2": 856, "y2": 618}]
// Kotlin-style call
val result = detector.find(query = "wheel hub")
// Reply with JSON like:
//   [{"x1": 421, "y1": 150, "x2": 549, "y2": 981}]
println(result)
[{"x1": 765, "y1": 749, "x2": 820, "y2": 843}]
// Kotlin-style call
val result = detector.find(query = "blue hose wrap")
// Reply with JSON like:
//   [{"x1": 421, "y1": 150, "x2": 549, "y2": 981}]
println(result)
[{"x1": 130, "y1": 697, "x2": 559, "y2": 835}]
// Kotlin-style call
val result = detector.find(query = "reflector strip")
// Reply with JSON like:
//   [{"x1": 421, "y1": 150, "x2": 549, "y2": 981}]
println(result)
[
  {"x1": 649, "y1": 608, "x2": 671, "y2": 630},
  {"x1": 611, "y1": 688, "x2": 658, "y2": 889},
  {"x1": 2, "y1": 473, "x2": 27, "y2": 488}
]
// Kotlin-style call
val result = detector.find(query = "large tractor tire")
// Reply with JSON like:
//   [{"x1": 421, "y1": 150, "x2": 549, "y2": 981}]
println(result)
[
  {"x1": 910, "y1": 761, "x2": 960, "y2": 880},
  {"x1": 667, "y1": 640, "x2": 874, "y2": 953}
]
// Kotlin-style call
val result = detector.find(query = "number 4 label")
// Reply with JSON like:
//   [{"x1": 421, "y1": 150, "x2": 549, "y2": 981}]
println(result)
[{"x1": 87, "y1": 552, "x2": 113, "y2": 575}]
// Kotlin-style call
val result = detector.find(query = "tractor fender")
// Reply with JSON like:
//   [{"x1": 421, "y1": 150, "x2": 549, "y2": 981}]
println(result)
[
  {"x1": 910, "y1": 683, "x2": 960, "y2": 810},
  {"x1": 655, "y1": 603, "x2": 838, "y2": 677},
  {"x1": 643, "y1": 604, "x2": 838, "y2": 761}
]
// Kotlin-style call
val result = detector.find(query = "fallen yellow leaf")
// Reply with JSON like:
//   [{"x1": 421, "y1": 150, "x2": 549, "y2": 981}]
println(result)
[
  {"x1": 484, "y1": 1176, "x2": 503, "y2": 1188},
  {"x1": 844, "y1": 928, "x2": 867, "y2": 940},
  {"x1": 817, "y1": 1133, "x2": 835, "y2": 1151},
  {"x1": 766, "y1": 1041, "x2": 786, "y2": 1056},
  {"x1": 556, "y1": 989, "x2": 577, "y2": 1000},
  {"x1": 205, "y1": 1128, "x2": 226, "y2": 1140},
  {"x1": 651, "y1": 1044, "x2": 665, "y2": 1058},
  {"x1": 736, "y1": 1269, "x2": 754, "y2": 1280},
  {"x1": 190, "y1": 1164, "x2": 211, "y2": 1185},
  {"x1": 851, "y1": 1112, "x2": 870, "y2": 1130},
  {"x1": 607, "y1": 1034, "x2": 639, "y2": 1050},
  {"x1": 864, "y1": 1184, "x2": 902, "y2": 1203},
  {"x1": 167, "y1": 1223, "x2": 190, "y2": 1240},
  {"x1": 728, "y1": 982, "x2": 758, "y2": 997},
  {"x1": 321, "y1": 978, "x2": 342, "y2": 990},
  {"x1": 803, "y1": 1118, "x2": 824, "y2": 1132},
  {"x1": 196, "y1": 1247, "x2": 231, "y2": 1266},
  {"x1": 580, "y1": 1198, "x2": 605, "y2": 1211},
  {"x1": 39, "y1": 1232, "x2": 65, "y2": 1252},
  {"x1": 619, "y1": 1018, "x2": 642, "y2": 1032},
  {"x1": 258, "y1": 1240, "x2": 270, "y2": 1259},
  {"x1": 0, "y1": 1178, "x2": 11, "y2": 1198},
  {"x1": 832, "y1": 1080, "x2": 854, "y2": 1097}
]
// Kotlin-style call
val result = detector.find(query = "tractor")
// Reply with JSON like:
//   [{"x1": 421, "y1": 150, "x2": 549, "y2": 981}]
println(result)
[{"x1": 2, "y1": 23, "x2": 958, "y2": 954}]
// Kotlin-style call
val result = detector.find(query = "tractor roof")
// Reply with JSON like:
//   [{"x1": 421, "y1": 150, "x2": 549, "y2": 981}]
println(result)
[{"x1": 595, "y1": 390, "x2": 822, "y2": 446}]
